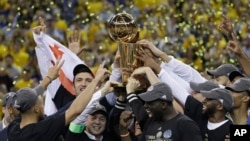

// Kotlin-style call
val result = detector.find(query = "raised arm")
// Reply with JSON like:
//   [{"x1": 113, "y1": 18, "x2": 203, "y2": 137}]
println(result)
[
  {"x1": 67, "y1": 30, "x2": 85, "y2": 56},
  {"x1": 227, "y1": 40, "x2": 250, "y2": 76},
  {"x1": 219, "y1": 15, "x2": 250, "y2": 76},
  {"x1": 136, "y1": 39, "x2": 206, "y2": 83},
  {"x1": 65, "y1": 62, "x2": 110, "y2": 125}
]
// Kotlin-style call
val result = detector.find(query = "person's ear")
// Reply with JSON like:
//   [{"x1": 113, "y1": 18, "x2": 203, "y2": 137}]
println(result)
[
  {"x1": 242, "y1": 95, "x2": 250, "y2": 104},
  {"x1": 217, "y1": 102, "x2": 224, "y2": 111},
  {"x1": 34, "y1": 106, "x2": 40, "y2": 113},
  {"x1": 7, "y1": 107, "x2": 13, "y2": 114}
]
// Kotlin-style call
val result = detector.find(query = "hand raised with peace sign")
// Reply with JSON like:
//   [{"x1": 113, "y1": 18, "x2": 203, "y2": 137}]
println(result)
[{"x1": 46, "y1": 57, "x2": 65, "y2": 80}]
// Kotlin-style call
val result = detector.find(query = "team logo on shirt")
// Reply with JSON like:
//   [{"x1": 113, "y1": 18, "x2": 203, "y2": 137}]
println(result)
[{"x1": 163, "y1": 129, "x2": 172, "y2": 139}]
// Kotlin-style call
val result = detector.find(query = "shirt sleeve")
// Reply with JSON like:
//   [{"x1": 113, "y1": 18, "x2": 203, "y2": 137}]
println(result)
[
  {"x1": 160, "y1": 63, "x2": 193, "y2": 93},
  {"x1": 127, "y1": 93, "x2": 149, "y2": 129},
  {"x1": 184, "y1": 96, "x2": 203, "y2": 124},
  {"x1": 72, "y1": 90, "x2": 102, "y2": 124},
  {"x1": 33, "y1": 85, "x2": 45, "y2": 96},
  {"x1": 104, "y1": 64, "x2": 121, "y2": 106},
  {"x1": 162, "y1": 56, "x2": 207, "y2": 83},
  {"x1": 109, "y1": 64, "x2": 122, "y2": 82},
  {"x1": 158, "y1": 69, "x2": 190, "y2": 106}
]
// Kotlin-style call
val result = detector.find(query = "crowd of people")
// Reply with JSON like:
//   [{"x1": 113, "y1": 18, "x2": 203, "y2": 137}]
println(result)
[{"x1": 0, "y1": 0, "x2": 250, "y2": 141}]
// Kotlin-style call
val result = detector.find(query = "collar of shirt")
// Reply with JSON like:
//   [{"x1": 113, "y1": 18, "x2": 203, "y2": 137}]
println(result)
[
  {"x1": 84, "y1": 130, "x2": 103, "y2": 141},
  {"x1": 2, "y1": 118, "x2": 7, "y2": 129},
  {"x1": 207, "y1": 119, "x2": 228, "y2": 130}
]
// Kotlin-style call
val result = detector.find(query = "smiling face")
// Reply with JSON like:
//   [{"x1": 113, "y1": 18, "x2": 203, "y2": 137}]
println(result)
[
  {"x1": 201, "y1": 98, "x2": 222, "y2": 116},
  {"x1": 85, "y1": 113, "x2": 107, "y2": 137},
  {"x1": 144, "y1": 100, "x2": 165, "y2": 121},
  {"x1": 73, "y1": 72, "x2": 94, "y2": 96}
]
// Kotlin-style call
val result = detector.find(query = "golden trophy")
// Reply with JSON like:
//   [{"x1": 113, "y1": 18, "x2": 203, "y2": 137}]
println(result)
[{"x1": 107, "y1": 13, "x2": 144, "y2": 85}]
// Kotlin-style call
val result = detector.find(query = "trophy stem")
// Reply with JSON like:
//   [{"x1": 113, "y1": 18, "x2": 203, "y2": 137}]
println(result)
[{"x1": 118, "y1": 42, "x2": 143, "y2": 85}]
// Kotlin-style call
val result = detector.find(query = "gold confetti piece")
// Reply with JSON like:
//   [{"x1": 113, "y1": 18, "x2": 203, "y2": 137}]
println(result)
[{"x1": 164, "y1": 36, "x2": 168, "y2": 43}]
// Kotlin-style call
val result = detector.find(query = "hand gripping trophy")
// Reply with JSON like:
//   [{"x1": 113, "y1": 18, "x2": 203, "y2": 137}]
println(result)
[{"x1": 107, "y1": 13, "x2": 144, "y2": 86}]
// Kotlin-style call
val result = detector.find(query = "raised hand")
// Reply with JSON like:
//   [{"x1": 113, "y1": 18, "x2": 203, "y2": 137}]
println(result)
[
  {"x1": 135, "y1": 47, "x2": 161, "y2": 73},
  {"x1": 126, "y1": 77, "x2": 140, "y2": 94},
  {"x1": 131, "y1": 67, "x2": 150, "y2": 77},
  {"x1": 101, "y1": 80, "x2": 122, "y2": 96},
  {"x1": 67, "y1": 30, "x2": 84, "y2": 56},
  {"x1": 219, "y1": 15, "x2": 236, "y2": 40},
  {"x1": 46, "y1": 57, "x2": 65, "y2": 80},
  {"x1": 119, "y1": 111, "x2": 134, "y2": 129},
  {"x1": 33, "y1": 17, "x2": 46, "y2": 35},
  {"x1": 136, "y1": 39, "x2": 163, "y2": 57},
  {"x1": 95, "y1": 61, "x2": 111, "y2": 82},
  {"x1": 226, "y1": 40, "x2": 243, "y2": 55}
]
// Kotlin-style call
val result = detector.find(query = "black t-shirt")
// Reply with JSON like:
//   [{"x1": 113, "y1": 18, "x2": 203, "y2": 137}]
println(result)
[
  {"x1": 7, "y1": 113, "x2": 66, "y2": 141},
  {"x1": 184, "y1": 96, "x2": 232, "y2": 141},
  {"x1": 140, "y1": 113, "x2": 202, "y2": 141}
]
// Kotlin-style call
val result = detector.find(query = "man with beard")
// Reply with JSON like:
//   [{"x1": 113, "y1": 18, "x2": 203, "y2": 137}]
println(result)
[
  {"x1": 125, "y1": 80, "x2": 202, "y2": 141},
  {"x1": 185, "y1": 88, "x2": 233, "y2": 140}
]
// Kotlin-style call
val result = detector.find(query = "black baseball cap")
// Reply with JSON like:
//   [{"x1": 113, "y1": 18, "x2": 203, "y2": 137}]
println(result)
[{"x1": 73, "y1": 64, "x2": 94, "y2": 78}]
